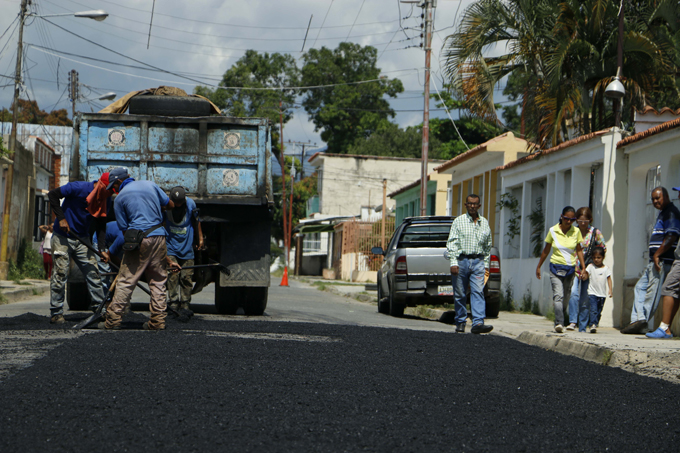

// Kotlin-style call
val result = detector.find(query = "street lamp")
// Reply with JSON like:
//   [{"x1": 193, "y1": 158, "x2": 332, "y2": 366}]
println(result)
[
  {"x1": 605, "y1": 0, "x2": 625, "y2": 128},
  {"x1": 0, "y1": 1, "x2": 108, "y2": 276}
]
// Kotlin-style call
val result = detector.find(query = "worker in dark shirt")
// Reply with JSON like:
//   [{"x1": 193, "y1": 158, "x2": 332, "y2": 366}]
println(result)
[{"x1": 47, "y1": 172, "x2": 114, "y2": 324}]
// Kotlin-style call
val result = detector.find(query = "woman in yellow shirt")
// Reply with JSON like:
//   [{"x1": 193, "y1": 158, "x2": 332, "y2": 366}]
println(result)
[{"x1": 536, "y1": 206, "x2": 587, "y2": 333}]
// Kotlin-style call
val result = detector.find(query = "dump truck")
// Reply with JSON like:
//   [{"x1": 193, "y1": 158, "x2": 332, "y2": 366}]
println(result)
[{"x1": 68, "y1": 95, "x2": 273, "y2": 315}]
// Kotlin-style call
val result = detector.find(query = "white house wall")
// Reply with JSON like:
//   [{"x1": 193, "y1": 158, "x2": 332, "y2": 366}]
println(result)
[{"x1": 499, "y1": 131, "x2": 622, "y2": 326}]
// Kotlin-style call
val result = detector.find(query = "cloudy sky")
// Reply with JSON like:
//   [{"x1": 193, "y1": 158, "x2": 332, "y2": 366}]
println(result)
[{"x1": 0, "y1": 0, "x2": 485, "y2": 154}]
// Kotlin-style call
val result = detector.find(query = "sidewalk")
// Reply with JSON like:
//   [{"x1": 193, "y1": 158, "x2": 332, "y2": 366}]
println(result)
[
  {"x1": 0, "y1": 279, "x2": 50, "y2": 305},
  {"x1": 301, "y1": 277, "x2": 680, "y2": 383}
]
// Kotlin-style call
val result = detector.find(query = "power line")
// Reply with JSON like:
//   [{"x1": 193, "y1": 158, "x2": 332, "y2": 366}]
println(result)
[
  {"x1": 311, "y1": 0, "x2": 335, "y2": 50},
  {"x1": 345, "y1": 0, "x2": 367, "y2": 42}
]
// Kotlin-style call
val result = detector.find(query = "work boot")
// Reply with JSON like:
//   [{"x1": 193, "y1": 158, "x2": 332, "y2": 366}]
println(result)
[
  {"x1": 143, "y1": 321, "x2": 165, "y2": 331},
  {"x1": 621, "y1": 320, "x2": 648, "y2": 334},
  {"x1": 50, "y1": 314, "x2": 65, "y2": 324}
]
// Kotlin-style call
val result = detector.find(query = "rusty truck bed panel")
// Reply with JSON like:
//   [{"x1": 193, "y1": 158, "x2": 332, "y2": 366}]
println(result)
[{"x1": 72, "y1": 114, "x2": 271, "y2": 203}]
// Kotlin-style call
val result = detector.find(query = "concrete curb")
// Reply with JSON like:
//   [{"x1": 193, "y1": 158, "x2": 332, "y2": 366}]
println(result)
[
  {"x1": 515, "y1": 331, "x2": 612, "y2": 364},
  {"x1": 0, "y1": 280, "x2": 50, "y2": 305}
]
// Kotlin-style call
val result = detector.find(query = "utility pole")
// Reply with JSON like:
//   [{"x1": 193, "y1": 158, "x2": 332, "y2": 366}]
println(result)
[
  {"x1": 69, "y1": 69, "x2": 79, "y2": 118},
  {"x1": 381, "y1": 179, "x2": 387, "y2": 249},
  {"x1": 285, "y1": 140, "x2": 317, "y2": 181},
  {"x1": 417, "y1": 0, "x2": 435, "y2": 216},
  {"x1": 279, "y1": 99, "x2": 289, "y2": 286},
  {"x1": 1, "y1": 0, "x2": 29, "y2": 274}
]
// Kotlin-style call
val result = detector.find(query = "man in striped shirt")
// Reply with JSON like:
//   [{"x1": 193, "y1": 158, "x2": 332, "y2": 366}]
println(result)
[
  {"x1": 447, "y1": 194, "x2": 493, "y2": 334},
  {"x1": 622, "y1": 187, "x2": 680, "y2": 334}
]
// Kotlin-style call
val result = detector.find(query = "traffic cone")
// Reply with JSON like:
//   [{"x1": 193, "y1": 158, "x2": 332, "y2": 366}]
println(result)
[{"x1": 280, "y1": 266, "x2": 289, "y2": 287}]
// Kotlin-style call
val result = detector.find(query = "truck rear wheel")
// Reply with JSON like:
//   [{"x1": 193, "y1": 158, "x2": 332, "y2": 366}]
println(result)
[
  {"x1": 242, "y1": 287, "x2": 268, "y2": 316},
  {"x1": 66, "y1": 282, "x2": 91, "y2": 311},
  {"x1": 129, "y1": 95, "x2": 212, "y2": 117},
  {"x1": 388, "y1": 285, "x2": 404, "y2": 317},
  {"x1": 215, "y1": 285, "x2": 239, "y2": 315}
]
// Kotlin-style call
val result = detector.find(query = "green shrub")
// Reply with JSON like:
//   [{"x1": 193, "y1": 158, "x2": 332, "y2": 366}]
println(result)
[
  {"x1": 499, "y1": 281, "x2": 514, "y2": 311},
  {"x1": 9, "y1": 239, "x2": 45, "y2": 281}
]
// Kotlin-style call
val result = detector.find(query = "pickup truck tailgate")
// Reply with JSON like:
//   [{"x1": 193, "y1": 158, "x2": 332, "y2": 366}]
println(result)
[{"x1": 404, "y1": 248, "x2": 449, "y2": 274}]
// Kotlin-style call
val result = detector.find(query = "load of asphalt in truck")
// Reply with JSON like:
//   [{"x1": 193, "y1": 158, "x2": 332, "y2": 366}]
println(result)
[{"x1": 69, "y1": 90, "x2": 273, "y2": 316}]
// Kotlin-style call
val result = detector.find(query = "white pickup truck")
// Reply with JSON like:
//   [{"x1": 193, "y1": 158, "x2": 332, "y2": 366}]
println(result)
[{"x1": 371, "y1": 216, "x2": 501, "y2": 318}]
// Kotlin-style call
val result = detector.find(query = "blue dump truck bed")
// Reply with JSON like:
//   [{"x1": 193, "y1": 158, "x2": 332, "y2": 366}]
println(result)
[
  {"x1": 70, "y1": 112, "x2": 273, "y2": 315},
  {"x1": 71, "y1": 114, "x2": 272, "y2": 203}
]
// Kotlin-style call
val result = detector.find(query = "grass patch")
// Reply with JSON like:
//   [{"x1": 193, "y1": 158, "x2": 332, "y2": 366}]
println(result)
[
  {"x1": 545, "y1": 307, "x2": 555, "y2": 322},
  {"x1": 312, "y1": 281, "x2": 360, "y2": 286},
  {"x1": 271, "y1": 267, "x2": 285, "y2": 278},
  {"x1": 0, "y1": 290, "x2": 6, "y2": 304},
  {"x1": 601, "y1": 349, "x2": 614, "y2": 366},
  {"x1": 8, "y1": 239, "x2": 44, "y2": 281}
]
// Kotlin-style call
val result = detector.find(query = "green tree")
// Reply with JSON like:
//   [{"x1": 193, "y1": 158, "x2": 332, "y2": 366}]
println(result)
[
  {"x1": 346, "y1": 122, "x2": 444, "y2": 159},
  {"x1": 443, "y1": 0, "x2": 680, "y2": 147},
  {"x1": 272, "y1": 171, "x2": 318, "y2": 242},
  {"x1": 0, "y1": 99, "x2": 72, "y2": 126},
  {"x1": 194, "y1": 50, "x2": 300, "y2": 158},
  {"x1": 300, "y1": 42, "x2": 404, "y2": 153}
]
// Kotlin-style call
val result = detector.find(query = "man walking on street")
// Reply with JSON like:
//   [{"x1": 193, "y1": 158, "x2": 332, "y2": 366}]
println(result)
[
  {"x1": 165, "y1": 186, "x2": 204, "y2": 316},
  {"x1": 47, "y1": 172, "x2": 113, "y2": 324},
  {"x1": 622, "y1": 187, "x2": 680, "y2": 334},
  {"x1": 447, "y1": 194, "x2": 493, "y2": 334},
  {"x1": 647, "y1": 186, "x2": 680, "y2": 339},
  {"x1": 100, "y1": 168, "x2": 180, "y2": 331}
]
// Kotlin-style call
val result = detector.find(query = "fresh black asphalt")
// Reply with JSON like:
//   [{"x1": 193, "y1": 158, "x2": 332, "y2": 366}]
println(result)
[{"x1": 0, "y1": 314, "x2": 678, "y2": 452}]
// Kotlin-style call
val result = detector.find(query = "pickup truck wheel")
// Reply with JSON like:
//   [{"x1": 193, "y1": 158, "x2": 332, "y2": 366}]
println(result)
[
  {"x1": 377, "y1": 275, "x2": 389, "y2": 314},
  {"x1": 388, "y1": 285, "x2": 404, "y2": 317},
  {"x1": 215, "y1": 285, "x2": 239, "y2": 315},
  {"x1": 129, "y1": 95, "x2": 212, "y2": 117},
  {"x1": 242, "y1": 287, "x2": 268, "y2": 316},
  {"x1": 485, "y1": 296, "x2": 500, "y2": 318},
  {"x1": 66, "y1": 282, "x2": 91, "y2": 311}
]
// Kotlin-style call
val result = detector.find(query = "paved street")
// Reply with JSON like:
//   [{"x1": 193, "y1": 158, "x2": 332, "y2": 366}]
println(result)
[{"x1": 0, "y1": 279, "x2": 679, "y2": 451}]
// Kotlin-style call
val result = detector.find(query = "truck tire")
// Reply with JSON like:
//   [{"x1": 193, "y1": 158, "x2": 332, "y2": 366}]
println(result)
[
  {"x1": 215, "y1": 285, "x2": 239, "y2": 315},
  {"x1": 242, "y1": 287, "x2": 268, "y2": 316},
  {"x1": 66, "y1": 282, "x2": 91, "y2": 311},
  {"x1": 485, "y1": 296, "x2": 500, "y2": 318},
  {"x1": 377, "y1": 276, "x2": 389, "y2": 314},
  {"x1": 388, "y1": 284, "x2": 404, "y2": 317},
  {"x1": 129, "y1": 95, "x2": 212, "y2": 117}
]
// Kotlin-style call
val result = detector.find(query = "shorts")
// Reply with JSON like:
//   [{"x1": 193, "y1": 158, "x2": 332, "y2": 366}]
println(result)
[{"x1": 660, "y1": 261, "x2": 680, "y2": 299}]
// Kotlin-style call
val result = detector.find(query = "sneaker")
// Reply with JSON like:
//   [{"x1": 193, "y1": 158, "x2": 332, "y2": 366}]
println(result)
[
  {"x1": 554, "y1": 324, "x2": 564, "y2": 333},
  {"x1": 50, "y1": 314, "x2": 65, "y2": 324},
  {"x1": 621, "y1": 320, "x2": 648, "y2": 334},
  {"x1": 590, "y1": 325, "x2": 597, "y2": 333},
  {"x1": 645, "y1": 327, "x2": 672, "y2": 339},
  {"x1": 455, "y1": 322, "x2": 466, "y2": 333},
  {"x1": 566, "y1": 323, "x2": 576, "y2": 331},
  {"x1": 471, "y1": 324, "x2": 493, "y2": 334}
]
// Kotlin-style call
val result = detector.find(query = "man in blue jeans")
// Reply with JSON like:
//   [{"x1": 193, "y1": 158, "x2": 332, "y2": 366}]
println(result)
[
  {"x1": 446, "y1": 194, "x2": 493, "y2": 334},
  {"x1": 622, "y1": 187, "x2": 680, "y2": 334}
]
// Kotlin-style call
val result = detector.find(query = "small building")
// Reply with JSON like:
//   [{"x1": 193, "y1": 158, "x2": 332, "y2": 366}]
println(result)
[
  {"x1": 434, "y1": 132, "x2": 530, "y2": 246},
  {"x1": 388, "y1": 172, "x2": 450, "y2": 225},
  {"x1": 307, "y1": 152, "x2": 444, "y2": 216}
]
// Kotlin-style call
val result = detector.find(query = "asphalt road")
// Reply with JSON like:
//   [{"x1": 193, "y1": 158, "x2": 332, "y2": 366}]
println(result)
[{"x1": 0, "y1": 280, "x2": 679, "y2": 452}]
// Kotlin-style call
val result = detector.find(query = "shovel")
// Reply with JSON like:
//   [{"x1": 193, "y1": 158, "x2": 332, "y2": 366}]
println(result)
[{"x1": 73, "y1": 273, "x2": 119, "y2": 329}]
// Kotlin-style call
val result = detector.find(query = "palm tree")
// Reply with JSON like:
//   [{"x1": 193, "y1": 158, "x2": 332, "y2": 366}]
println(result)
[{"x1": 443, "y1": 0, "x2": 680, "y2": 148}]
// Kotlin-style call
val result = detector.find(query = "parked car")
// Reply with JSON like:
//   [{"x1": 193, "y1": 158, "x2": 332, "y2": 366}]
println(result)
[{"x1": 371, "y1": 216, "x2": 501, "y2": 318}]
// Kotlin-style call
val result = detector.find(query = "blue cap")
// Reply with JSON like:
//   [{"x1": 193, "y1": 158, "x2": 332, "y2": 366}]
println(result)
[
  {"x1": 106, "y1": 167, "x2": 129, "y2": 190},
  {"x1": 673, "y1": 187, "x2": 680, "y2": 191}
]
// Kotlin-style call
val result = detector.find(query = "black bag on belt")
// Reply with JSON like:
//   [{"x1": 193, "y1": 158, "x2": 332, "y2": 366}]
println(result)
[{"x1": 122, "y1": 223, "x2": 164, "y2": 252}]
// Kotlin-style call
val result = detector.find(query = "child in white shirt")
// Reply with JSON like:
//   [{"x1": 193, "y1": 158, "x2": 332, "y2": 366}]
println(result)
[{"x1": 585, "y1": 247, "x2": 612, "y2": 333}]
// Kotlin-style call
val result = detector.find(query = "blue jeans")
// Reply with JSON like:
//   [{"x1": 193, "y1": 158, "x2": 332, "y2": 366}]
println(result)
[
  {"x1": 631, "y1": 262, "x2": 671, "y2": 324},
  {"x1": 451, "y1": 258, "x2": 486, "y2": 326},
  {"x1": 568, "y1": 278, "x2": 590, "y2": 331},
  {"x1": 50, "y1": 233, "x2": 105, "y2": 316},
  {"x1": 589, "y1": 295, "x2": 605, "y2": 327}
]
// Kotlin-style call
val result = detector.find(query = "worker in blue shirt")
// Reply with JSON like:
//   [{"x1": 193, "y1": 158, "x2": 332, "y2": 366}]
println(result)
[
  {"x1": 93, "y1": 221, "x2": 125, "y2": 292},
  {"x1": 100, "y1": 167, "x2": 180, "y2": 331},
  {"x1": 165, "y1": 186, "x2": 204, "y2": 315},
  {"x1": 47, "y1": 172, "x2": 114, "y2": 324}
]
